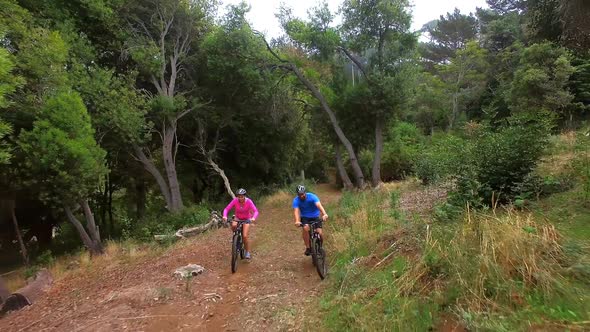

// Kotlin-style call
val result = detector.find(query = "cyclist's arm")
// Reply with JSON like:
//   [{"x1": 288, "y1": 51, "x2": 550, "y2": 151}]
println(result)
[
  {"x1": 250, "y1": 200, "x2": 259, "y2": 220},
  {"x1": 222, "y1": 199, "x2": 236, "y2": 219},
  {"x1": 316, "y1": 201, "x2": 328, "y2": 219},
  {"x1": 293, "y1": 207, "x2": 301, "y2": 225}
]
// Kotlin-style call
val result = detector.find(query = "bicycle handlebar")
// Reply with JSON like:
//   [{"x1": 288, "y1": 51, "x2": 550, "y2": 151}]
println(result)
[{"x1": 298, "y1": 221, "x2": 321, "y2": 227}]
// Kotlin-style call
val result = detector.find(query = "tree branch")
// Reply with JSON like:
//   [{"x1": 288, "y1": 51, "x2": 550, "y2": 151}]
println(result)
[
  {"x1": 338, "y1": 46, "x2": 369, "y2": 80},
  {"x1": 252, "y1": 29, "x2": 289, "y2": 63}
]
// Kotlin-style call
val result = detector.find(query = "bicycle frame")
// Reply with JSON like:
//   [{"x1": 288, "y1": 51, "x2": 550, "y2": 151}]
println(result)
[
  {"x1": 300, "y1": 221, "x2": 327, "y2": 280},
  {"x1": 231, "y1": 219, "x2": 249, "y2": 273}
]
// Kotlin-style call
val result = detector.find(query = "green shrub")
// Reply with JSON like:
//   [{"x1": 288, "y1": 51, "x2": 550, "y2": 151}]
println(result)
[
  {"x1": 472, "y1": 114, "x2": 553, "y2": 203},
  {"x1": 420, "y1": 114, "x2": 553, "y2": 207},
  {"x1": 573, "y1": 129, "x2": 590, "y2": 204},
  {"x1": 381, "y1": 122, "x2": 425, "y2": 180},
  {"x1": 414, "y1": 133, "x2": 469, "y2": 185}
]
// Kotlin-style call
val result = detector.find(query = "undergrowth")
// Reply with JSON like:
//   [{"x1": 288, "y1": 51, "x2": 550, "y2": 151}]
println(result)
[{"x1": 311, "y1": 184, "x2": 590, "y2": 331}]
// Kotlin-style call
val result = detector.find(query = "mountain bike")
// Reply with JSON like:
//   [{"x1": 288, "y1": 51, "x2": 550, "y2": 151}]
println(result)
[
  {"x1": 301, "y1": 221, "x2": 327, "y2": 280},
  {"x1": 231, "y1": 219, "x2": 249, "y2": 273}
]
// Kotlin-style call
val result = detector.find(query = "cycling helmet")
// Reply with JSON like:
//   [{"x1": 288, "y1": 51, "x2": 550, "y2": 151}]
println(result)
[
  {"x1": 237, "y1": 188, "x2": 247, "y2": 195},
  {"x1": 296, "y1": 185, "x2": 306, "y2": 194}
]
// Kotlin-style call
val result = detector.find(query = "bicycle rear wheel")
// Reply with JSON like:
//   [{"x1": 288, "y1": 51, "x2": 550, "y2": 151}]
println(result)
[
  {"x1": 231, "y1": 234, "x2": 240, "y2": 273},
  {"x1": 314, "y1": 238, "x2": 327, "y2": 280}
]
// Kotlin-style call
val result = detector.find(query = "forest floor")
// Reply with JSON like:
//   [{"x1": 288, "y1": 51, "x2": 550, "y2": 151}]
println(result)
[
  {"x1": 0, "y1": 185, "x2": 342, "y2": 331},
  {"x1": 0, "y1": 182, "x2": 451, "y2": 332}
]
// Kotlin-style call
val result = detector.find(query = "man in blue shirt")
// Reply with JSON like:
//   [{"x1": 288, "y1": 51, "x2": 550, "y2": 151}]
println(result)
[{"x1": 292, "y1": 185, "x2": 329, "y2": 256}]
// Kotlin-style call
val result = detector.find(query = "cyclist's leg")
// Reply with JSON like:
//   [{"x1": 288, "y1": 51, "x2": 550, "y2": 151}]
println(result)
[
  {"x1": 314, "y1": 219, "x2": 324, "y2": 238},
  {"x1": 301, "y1": 217, "x2": 312, "y2": 254},
  {"x1": 301, "y1": 218, "x2": 311, "y2": 245},
  {"x1": 302, "y1": 224, "x2": 311, "y2": 248},
  {"x1": 316, "y1": 227, "x2": 323, "y2": 238},
  {"x1": 242, "y1": 222, "x2": 251, "y2": 253}
]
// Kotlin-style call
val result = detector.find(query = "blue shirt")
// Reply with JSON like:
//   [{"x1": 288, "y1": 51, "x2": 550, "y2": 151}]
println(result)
[{"x1": 292, "y1": 192, "x2": 321, "y2": 218}]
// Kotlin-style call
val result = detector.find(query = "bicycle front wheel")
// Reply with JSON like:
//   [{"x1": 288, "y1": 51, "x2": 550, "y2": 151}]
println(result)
[
  {"x1": 231, "y1": 234, "x2": 240, "y2": 273},
  {"x1": 314, "y1": 239, "x2": 327, "y2": 280}
]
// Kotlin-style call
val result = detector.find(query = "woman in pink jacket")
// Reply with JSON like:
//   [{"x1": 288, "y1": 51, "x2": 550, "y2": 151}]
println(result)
[{"x1": 222, "y1": 188, "x2": 259, "y2": 259}]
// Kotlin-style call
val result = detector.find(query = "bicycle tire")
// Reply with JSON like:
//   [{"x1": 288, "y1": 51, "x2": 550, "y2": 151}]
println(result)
[
  {"x1": 240, "y1": 235, "x2": 245, "y2": 259},
  {"x1": 311, "y1": 237, "x2": 319, "y2": 267},
  {"x1": 231, "y1": 234, "x2": 239, "y2": 273},
  {"x1": 315, "y1": 238, "x2": 327, "y2": 280}
]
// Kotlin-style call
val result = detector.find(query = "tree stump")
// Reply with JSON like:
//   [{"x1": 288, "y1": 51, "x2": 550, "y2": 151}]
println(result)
[{"x1": 0, "y1": 269, "x2": 53, "y2": 315}]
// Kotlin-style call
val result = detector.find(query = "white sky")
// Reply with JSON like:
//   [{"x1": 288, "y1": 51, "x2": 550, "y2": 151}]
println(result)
[{"x1": 221, "y1": 0, "x2": 489, "y2": 38}]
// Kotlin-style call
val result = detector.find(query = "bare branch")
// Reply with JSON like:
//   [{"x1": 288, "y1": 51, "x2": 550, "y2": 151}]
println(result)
[
  {"x1": 338, "y1": 46, "x2": 369, "y2": 80},
  {"x1": 252, "y1": 29, "x2": 289, "y2": 64},
  {"x1": 175, "y1": 108, "x2": 193, "y2": 122},
  {"x1": 151, "y1": 75, "x2": 164, "y2": 95}
]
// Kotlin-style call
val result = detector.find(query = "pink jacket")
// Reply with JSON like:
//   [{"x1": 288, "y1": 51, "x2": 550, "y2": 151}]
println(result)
[{"x1": 222, "y1": 197, "x2": 259, "y2": 220}]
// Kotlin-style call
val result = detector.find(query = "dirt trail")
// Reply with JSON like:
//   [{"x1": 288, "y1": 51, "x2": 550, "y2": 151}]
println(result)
[{"x1": 0, "y1": 184, "x2": 341, "y2": 332}]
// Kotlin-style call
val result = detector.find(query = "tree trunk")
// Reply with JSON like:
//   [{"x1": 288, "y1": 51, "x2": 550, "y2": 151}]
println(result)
[
  {"x1": 162, "y1": 123, "x2": 183, "y2": 212},
  {"x1": 64, "y1": 205, "x2": 103, "y2": 255},
  {"x1": 136, "y1": 179, "x2": 146, "y2": 220},
  {"x1": 8, "y1": 201, "x2": 28, "y2": 266},
  {"x1": 108, "y1": 179, "x2": 114, "y2": 227},
  {"x1": 449, "y1": 93, "x2": 459, "y2": 130},
  {"x1": 335, "y1": 145, "x2": 354, "y2": 189},
  {"x1": 289, "y1": 64, "x2": 366, "y2": 188},
  {"x1": 372, "y1": 117, "x2": 385, "y2": 187},
  {"x1": 100, "y1": 174, "x2": 108, "y2": 229},
  {"x1": 133, "y1": 144, "x2": 174, "y2": 211},
  {"x1": 257, "y1": 34, "x2": 365, "y2": 188},
  {"x1": 81, "y1": 200, "x2": 101, "y2": 246}
]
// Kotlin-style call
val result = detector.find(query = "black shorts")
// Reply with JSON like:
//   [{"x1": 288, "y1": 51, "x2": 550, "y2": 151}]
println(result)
[{"x1": 300, "y1": 216, "x2": 322, "y2": 228}]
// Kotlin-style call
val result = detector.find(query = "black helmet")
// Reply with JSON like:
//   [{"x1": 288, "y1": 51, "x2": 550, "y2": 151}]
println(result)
[
  {"x1": 237, "y1": 188, "x2": 247, "y2": 195},
  {"x1": 296, "y1": 185, "x2": 306, "y2": 194}
]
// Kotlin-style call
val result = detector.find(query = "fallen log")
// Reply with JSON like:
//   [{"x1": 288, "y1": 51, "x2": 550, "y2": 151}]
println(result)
[
  {"x1": 0, "y1": 269, "x2": 53, "y2": 315},
  {"x1": 154, "y1": 211, "x2": 225, "y2": 242}
]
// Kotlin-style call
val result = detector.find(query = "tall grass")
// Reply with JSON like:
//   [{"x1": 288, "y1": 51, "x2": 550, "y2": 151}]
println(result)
[{"x1": 312, "y1": 187, "x2": 589, "y2": 331}]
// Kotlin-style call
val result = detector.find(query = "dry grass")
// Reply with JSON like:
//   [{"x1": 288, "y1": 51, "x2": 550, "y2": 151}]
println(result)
[
  {"x1": 263, "y1": 190, "x2": 292, "y2": 208},
  {"x1": 382, "y1": 178, "x2": 422, "y2": 194},
  {"x1": 3, "y1": 271, "x2": 27, "y2": 292},
  {"x1": 538, "y1": 131, "x2": 580, "y2": 177},
  {"x1": 396, "y1": 208, "x2": 566, "y2": 312},
  {"x1": 2, "y1": 239, "x2": 181, "y2": 293}
]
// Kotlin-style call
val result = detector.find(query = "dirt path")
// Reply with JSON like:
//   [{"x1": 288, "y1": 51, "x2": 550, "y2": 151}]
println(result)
[{"x1": 0, "y1": 184, "x2": 341, "y2": 332}]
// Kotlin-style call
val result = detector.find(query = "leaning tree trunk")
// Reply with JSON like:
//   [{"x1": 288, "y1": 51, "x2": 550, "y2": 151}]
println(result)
[
  {"x1": 8, "y1": 201, "x2": 28, "y2": 266},
  {"x1": 133, "y1": 144, "x2": 174, "y2": 211},
  {"x1": 335, "y1": 144, "x2": 354, "y2": 189},
  {"x1": 81, "y1": 200, "x2": 101, "y2": 246},
  {"x1": 372, "y1": 117, "x2": 385, "y2": 187},
  {"x1": 64, "y1": 205, "x2": 103, "y2": 255},
  {"x1": 256, "y1": 34, "x2": 366, "y2": 189},
  {"x1": 289, "y1": 65, "x2": 366, "y2": 188}
]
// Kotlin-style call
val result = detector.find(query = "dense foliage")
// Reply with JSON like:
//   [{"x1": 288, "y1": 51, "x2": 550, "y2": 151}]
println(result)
[{"x1": 0, "y1": 0, "x2": 588, "y2": 261}]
